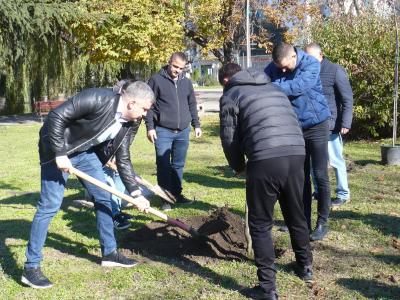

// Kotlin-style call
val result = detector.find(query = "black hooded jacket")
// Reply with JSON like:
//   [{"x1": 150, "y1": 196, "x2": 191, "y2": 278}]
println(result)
[
  {"x1": 220, "y1": 69, "x2": 305, "y2": 172},
  {"x1": 145, "y1": 67, "x2": 200, "y2": 131}
]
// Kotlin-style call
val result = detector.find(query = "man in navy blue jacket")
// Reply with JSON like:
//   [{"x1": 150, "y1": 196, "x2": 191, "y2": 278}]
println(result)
[
  {"x1": 306, "y1": 43, "x2": 353, "y2": 207},
  {"x1": 145, "y1": 52, "x2": 202, "y2": 211},
  {"x1": 265, "y1": 42, "x2": 331, "y2": 241}
]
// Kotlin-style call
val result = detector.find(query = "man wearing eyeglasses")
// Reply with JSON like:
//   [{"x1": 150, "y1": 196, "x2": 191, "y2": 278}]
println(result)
[{"x1": 145, "y1": 52, "x2": 202, "y2": 211}]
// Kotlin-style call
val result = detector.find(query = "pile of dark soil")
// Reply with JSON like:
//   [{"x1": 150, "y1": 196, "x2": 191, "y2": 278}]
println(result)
[{"x1": 120, "y1": 207, "x2": 249, "y2": 261}]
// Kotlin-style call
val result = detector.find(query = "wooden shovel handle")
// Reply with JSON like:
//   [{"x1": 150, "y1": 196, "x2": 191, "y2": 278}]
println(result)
[
  {"x1": 135, "y1": 176, "x2": 176, "y2": 204},
  {"x1": 70, "y1": 167, "x2": 168, "y2": 221}
]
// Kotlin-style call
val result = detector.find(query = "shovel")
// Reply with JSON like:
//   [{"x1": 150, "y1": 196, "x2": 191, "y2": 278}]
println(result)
[
  {"x1": 134, "y1": 176, "x2": 177, "y2": 204},
  {"x1": 69, "y1": 167, "x2": 201, "y2": 237}
]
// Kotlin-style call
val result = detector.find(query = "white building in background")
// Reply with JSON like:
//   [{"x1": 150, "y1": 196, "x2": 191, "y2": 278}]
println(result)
[{"x1": 191, "y1": 59, "x2": 220, "y2": 79}]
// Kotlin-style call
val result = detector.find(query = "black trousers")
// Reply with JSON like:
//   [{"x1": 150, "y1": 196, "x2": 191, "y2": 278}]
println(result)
[
  {"x1": 246, "y1": 155, "x2": 312, "y2": 293},
  {"x1": 303, "y1": 120, "x2": 331, "y2": 229}
]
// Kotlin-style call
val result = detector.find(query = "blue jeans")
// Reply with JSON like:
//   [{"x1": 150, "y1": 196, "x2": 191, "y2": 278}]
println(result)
[
  {"x1": 155, "y1": 126, "x2": 190, "y2": 197},
  {"x1": 103, "y1": 167, "x2": 126, "y2": 216},
  {"x1": 328, "y1": 133, "x2": 350, "y2": 200},
  {"x1": 25, "y1": 151, "x2": 116, "y2": 268}
]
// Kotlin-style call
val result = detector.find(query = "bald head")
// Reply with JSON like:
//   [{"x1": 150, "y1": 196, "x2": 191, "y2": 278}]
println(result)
[{"x1": 305, "y1": 43, "x2": 323, "y2": 62}]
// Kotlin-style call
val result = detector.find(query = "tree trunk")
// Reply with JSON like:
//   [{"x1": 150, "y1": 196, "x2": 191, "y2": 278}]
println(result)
[{"x1": 245, "y1": 203, "x2": 254, "y2": 259}]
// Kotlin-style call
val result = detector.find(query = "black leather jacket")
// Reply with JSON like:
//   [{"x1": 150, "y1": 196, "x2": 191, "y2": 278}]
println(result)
[{"x1": 39, "y1": 88, "x2": 140, "y2": 193}]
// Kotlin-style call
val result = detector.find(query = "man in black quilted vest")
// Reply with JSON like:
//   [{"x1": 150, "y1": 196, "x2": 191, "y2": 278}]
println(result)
[
  {"x1": 305, "y1": 43, "x2": 354, "y2": 207},
  {"x1": 219, "y1": 63, "x2": 313, "y2": 300}
]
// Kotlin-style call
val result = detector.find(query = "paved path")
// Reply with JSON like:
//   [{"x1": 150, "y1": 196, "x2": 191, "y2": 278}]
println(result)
[
  {"x1": 195, "y1": 89, "x2": 222, "y2": 113},
  {"x1": 0, "y1": 90, "x2": 223, "y2": 126},
  {"x1": 0, "y1": 114, "x2": 42, "y2": 126}
]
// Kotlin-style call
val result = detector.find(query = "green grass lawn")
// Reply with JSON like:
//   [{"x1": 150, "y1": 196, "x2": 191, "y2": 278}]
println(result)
[{"x1": 0, "y1": 115, "x2": 399, "y2": 299}]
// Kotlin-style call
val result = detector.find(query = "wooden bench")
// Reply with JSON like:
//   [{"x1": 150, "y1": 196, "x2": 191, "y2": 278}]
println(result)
[{"x1": 34, "y1": 100, "x2": 65, "y2": 121}]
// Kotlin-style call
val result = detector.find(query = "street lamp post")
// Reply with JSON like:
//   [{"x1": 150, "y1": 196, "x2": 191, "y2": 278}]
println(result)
[{"x1": 246, "y1": 0, "x2": 252, "y2": 68}]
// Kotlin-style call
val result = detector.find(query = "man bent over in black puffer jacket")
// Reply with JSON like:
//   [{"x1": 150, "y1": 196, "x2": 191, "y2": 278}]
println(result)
[{"x1": 219, "y1": 63, "x2": 313, "y2": 300}]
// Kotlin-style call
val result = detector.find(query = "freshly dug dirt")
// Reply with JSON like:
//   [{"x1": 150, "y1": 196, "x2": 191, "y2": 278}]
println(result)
[{"x1": 120, "y1": 207, "x2": 249, "y2": 261}]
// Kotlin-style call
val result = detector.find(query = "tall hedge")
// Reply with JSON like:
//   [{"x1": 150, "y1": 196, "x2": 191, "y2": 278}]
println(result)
[{"x1": 311, "y1": 13, "x2": 397, "y2": 138}]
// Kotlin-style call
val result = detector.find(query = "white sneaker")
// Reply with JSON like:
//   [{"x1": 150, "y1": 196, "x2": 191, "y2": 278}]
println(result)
[{"x1": 161, "y1": 203, "x2": 172, "y2": 211}]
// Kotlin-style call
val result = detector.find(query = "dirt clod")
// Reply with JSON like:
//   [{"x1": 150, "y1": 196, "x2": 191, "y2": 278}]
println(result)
[{"x1": 120, "y1": 207, "x2": 249, "y2": 261}]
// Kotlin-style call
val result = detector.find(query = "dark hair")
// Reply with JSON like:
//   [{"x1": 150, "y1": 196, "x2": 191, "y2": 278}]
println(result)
[
  {"x1": 169, "y1": 52, "x2": 187, "y2": 63},
  {"x1": 272, "y1": 42, "x2": 294, "y2": 63},
  {"x1": 113, "y1": 79, "x2": 136, "y2": 94},
  {"x1": 218, "y1": 63, "x2": 242, "y2": 85}
]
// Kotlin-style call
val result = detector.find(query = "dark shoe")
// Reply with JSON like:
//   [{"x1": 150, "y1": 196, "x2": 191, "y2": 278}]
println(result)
[
  {"x1": 276, "y1": 225, "x2": 289, "y2": 232},
  {"x1": 119, "y1": 211, "x2": 133, "y2": 220},
  {"x1": 240, "y1": 285, "x2": 279, "y2": 300},
  {"x1": 21, "y1": 267, "x2": 53, "y2": 289},
  {"x1": 113, "y1": 214, "x2": 131, "y2": 230},
  {"x1": 176, "y1": 194, "x2": 193, "y2": 204},
  {"x1": 310, "y1": 224, "x2": 328, "y2": 241},
  {"x1": 101, "y1": 250, "x2": 138, "y2": 267},
  {"x1": 297, "y1": 265, "x2": 313, "y2": 282},
  {"x1": 331, "y1": 197, "x2": 350, "y2": 206}
]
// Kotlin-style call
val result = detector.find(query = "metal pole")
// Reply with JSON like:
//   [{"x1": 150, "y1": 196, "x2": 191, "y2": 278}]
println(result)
[
  {"x1": 246, "y1": 0, "x2": 252, "y2": 68},
  {"x1": 394, "y1": 5, "x2": 399, "y2": 146}
]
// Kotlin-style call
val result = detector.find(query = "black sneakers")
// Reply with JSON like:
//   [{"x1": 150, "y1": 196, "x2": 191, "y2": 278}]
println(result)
[
  {"x1": 331, "y1": 197, "x2": 350, "y2": 206},
  {"x1": 176, "y1": 194, "x2": 193, "y2": 204},
  {"x1": 21, "y1": 267, "x2": 53, "y2": 289},
  {"x1": 310, "y1": 223, "x2": 328, "y2": 241},
  {"x1": 297, "y1": 265, "x2": 313, "y2": 282},
  {"x1": 101, "y1": 250, "x2": 138, "y2": 267},
  {"x1": 113, "y1": 214, "x2": 131, "y2": 230},
  {"x1": 240, "y1": 285, "x2": 279, "y2": 300},
  {"x1": 119, "y1": 211, "x2": 133, "y2": 220}
]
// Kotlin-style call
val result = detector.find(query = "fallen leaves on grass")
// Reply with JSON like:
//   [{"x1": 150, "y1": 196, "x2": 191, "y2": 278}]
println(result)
[
  {"x1": 376, "y1": 273, "x2": 400, "y2": 284},
  {"x1": 392, "y1": 238, "x2": 400, "y2": 250},
  {"x1": 308, "y1": 282, "x2": 327, "y2": 298},
  {"x1": 370, "y1": 247, "x2": 385, "y2": 254},
  {"x1": 389, "y1": 274, "x2": 399, "y2": 283},
  {"x1": 274, "y1": 247, "x2": 286, "y2": 259},
  {"x1": 372, "y1": 194, "x2": 384, "y2": 200}
]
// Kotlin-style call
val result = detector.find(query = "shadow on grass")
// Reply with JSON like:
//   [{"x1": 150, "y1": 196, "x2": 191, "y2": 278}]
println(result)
[
  {"x1": 0, "y1": 177, "x2": 248, "y2": 290},
  {"x1": 337, "y1": 278, "x2": 400, "y2": 299},
  {"x1": 0, "y1": 217, "x2": 99, "y2": 286},
  {"x1": 185, "y1": 172, "x2": 245, "y2": 190},
  {"x1": 0, "y1": 182, "x2": 23, "y2": 192},
  {"x1": 200, "y1": 121, "x2": 220, "y2": 138},
  {"x1": 312, "y1": 243, "x2": 400, "y2": 267},
  {"x1": 353, "y1": 159, "x2": 381, "y2": 166},
  {"x1": 330, "y1": 210, "x2": 400, "y2": 238},
  {"x1": 135, "y1": 254, "x2": 247, "y2": 295}
]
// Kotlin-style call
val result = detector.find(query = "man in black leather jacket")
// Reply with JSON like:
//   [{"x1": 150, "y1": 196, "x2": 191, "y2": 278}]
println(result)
[{"x1": 22, "y1": 81, "x2": 154, "y2": 289}]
